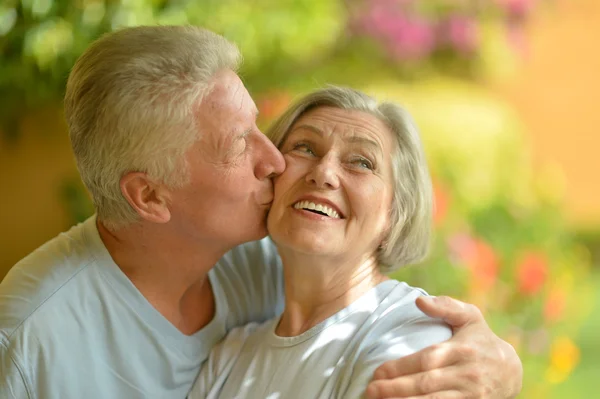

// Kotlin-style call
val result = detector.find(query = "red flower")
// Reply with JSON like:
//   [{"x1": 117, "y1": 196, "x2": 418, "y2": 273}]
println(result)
[{"x1": 516, "y1": 251, "x2": 548, "y2": 295}]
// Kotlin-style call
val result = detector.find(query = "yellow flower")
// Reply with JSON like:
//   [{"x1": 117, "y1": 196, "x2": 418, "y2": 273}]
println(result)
[{"x1": 545, "y1": 336, "x2": 580, "y2": 384}]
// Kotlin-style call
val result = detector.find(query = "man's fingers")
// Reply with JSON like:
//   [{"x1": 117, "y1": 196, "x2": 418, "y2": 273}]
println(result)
[
  {"x1": 416, "y1": 296, "x2": 484, "y2": 328},
  {"x1": 366, "y1": 368, "x2": 464, "y2": 399},
  {"x1": 371, "y1": 343, "x2": 463, "y2": 380},
  {"x1": 384, "y1": 392, "x2": 464, "y2": 399},
  {"x1": 382, "y1": 392, "x2": 465, "y2": 399}
]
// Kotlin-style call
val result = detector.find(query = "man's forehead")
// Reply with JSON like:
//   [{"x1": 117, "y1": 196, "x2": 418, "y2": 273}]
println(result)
[{"x1": 205, "y1": 71, "x2": 256, "y2": 112}]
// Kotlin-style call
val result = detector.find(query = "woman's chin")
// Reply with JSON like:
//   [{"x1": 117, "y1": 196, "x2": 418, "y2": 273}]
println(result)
[{"x1": 273, "y1": 235, "x2": 338, "y2": 257}]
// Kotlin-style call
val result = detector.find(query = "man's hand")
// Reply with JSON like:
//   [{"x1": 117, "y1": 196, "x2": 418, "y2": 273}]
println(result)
[{"x1": 365, "y1": 296, "x2": 523, "y2": 399}]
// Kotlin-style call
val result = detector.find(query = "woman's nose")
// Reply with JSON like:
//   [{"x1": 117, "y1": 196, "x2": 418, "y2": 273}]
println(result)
[{"x1": 305, "y1": 156, "x2": 340, "y2": 190}]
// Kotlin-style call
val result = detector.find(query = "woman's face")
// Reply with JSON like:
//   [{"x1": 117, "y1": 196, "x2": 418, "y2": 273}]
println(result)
[{"x1": 267, "y1": 106, "x2": 396, "y2": 262}]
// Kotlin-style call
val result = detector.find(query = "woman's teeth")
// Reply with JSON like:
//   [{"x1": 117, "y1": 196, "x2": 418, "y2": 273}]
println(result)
[{"x1": 293, "y1": 201, "x2": 340, "y2": 219}]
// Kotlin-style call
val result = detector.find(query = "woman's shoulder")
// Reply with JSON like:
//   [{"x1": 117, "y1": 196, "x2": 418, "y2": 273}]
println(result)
[
  {"x1": 371, "y1": 279, "x2": 430, "y2": 312},
  {"x1": 331, "y1": 280, "x2": 452, "y2": 399},
  {"x1": 365, "y1": 279, "x2": 452, "y2": 342}
]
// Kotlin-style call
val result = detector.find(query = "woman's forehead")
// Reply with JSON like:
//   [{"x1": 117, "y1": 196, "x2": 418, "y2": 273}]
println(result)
[{"x1": 288, "y1": 106, "x2": 393, "y2": 146}]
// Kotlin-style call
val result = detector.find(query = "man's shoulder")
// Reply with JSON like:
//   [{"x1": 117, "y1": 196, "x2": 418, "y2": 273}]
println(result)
[
  {"x1": 219, "y1": 237, "x2": 279, "y2": 265},
  {"x1": 211, "y1": 238, "x2": 284, "y2": 329},
  {"x1": 213, "y1": 237, "x2": 281, "y2": 280},
  {"x1": 0, "y1": 218, "x2": 98, "y2": 340}
]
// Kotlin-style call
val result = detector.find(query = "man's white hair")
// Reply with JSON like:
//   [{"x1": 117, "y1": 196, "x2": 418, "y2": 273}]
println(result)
[
  {"x1": 266, "y1": 86, "x2": 433, "y2": 273},
  {"x1": 64, "y1": 25, "x2": 241, "y2": 230}
]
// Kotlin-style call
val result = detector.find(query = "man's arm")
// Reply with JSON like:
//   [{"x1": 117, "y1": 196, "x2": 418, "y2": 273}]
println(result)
[
  {"x1": 366, "y1": 296, "x2": 522, "y2": 399},
  {"x1": 0, "y1": 344, "x2": 32, "y2": 399}
]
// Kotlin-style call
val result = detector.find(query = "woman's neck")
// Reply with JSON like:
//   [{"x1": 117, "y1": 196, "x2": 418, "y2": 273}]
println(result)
[{"x1": 275, "y1": 250, "x2": 388, "y2": 337}]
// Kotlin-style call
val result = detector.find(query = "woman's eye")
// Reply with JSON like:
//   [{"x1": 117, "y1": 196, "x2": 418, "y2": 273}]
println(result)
[
  {"x1": 292, "y1": 143, "x2": 315, "y2": 155},
  {"x1": 352, "y1": 157, "x2": 374, "y2": 170}
]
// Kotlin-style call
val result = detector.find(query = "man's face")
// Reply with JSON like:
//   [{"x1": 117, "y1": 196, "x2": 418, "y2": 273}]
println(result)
[{"x1": 166, "y1": 69, "x2": 285, "y2": 250}]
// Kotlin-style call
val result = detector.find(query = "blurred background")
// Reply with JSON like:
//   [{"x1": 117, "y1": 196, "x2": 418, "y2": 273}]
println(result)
[{"x1": 0, "y1": 0, "x2": 598, "y2": 396}]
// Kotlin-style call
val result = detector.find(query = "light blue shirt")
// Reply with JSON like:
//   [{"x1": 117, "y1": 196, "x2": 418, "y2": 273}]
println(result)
[
  {"x1": 189, "y1": 280, "x2": 452, "y2": 399},
  {"x1": 0, "y1": 216, "x2": 284, "y2": 399}
]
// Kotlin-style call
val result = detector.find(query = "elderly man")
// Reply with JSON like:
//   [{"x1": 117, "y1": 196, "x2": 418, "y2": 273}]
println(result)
[{"x1": 0, "y1": 26, "x2": 522, "y2": 398}]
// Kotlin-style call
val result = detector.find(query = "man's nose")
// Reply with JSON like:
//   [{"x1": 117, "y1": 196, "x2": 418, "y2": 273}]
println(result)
[
  {"x1": 305, "y1": 155, "x2": 340, "y2": 190},
  {"x1": 254, "y1": 132, "x2": 286, "y2": 179}
]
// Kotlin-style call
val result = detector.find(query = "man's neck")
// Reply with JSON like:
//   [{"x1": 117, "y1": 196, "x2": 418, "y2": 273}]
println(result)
[
  {"x1": 275, "y1": 250, "x2": 387, "y2": 337},
  {"x1": 97, "y1": 220, "x2": 227, "y2": 335}
]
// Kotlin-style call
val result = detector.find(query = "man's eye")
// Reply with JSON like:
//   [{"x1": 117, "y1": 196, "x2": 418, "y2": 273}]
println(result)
[
  {"x1": 292, "y1": 143, "x2": 315, "y2": 155},
  {"x1": 237, "y1": 137, "x2": 247, "y2": 152}
]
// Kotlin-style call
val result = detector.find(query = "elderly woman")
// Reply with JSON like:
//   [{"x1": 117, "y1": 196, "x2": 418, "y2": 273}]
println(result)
[{"x1": 189, "y1": 86, "x2": 451, "y2": 398}]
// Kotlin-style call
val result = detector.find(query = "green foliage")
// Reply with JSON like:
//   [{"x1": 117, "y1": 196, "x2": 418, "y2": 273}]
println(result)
[{"x1": 0, "y1": 0, "x2": 346, "y2": 137}]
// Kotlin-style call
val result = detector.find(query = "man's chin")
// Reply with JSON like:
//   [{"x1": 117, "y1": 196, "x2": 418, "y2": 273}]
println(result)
[
  {"x1": 254, "y1": 225, "x2": 269, "y2": 241},
  {"x1": 233, "y1": 212, "x2": 269, "y2": 244},
  {"x1": 241, "y1": 222, "x2": 268, "y2": 244}
]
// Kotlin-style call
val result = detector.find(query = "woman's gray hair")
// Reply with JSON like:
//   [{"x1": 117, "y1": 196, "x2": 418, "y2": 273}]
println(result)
[
  {"x1": 64, "y1": 25, "x2": 241, "y2": 230},
  {"x1": 266, "y1": 86, "x2": 433, "y2": 272}
]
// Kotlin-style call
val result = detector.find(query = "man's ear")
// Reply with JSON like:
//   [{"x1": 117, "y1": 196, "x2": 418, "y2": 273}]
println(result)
[{"x1": 120, "y1": 172, "x2": 171, "y2": 224}]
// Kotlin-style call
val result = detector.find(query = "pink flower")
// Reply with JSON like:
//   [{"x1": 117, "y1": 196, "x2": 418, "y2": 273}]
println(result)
[
  {"x1": 448, "y1": 235, "x2": 499, "y2": 291},
  {"x1": 387, "y1": 16, "x2": 436, "y2": 61},
  {"x1": 438, "y1": 15, "x2": 480, "y2": 55},
  {"x1": 544, "y1": 288, "x2": 566, "y2": 323},
  {"x1": 351, "y1": 2, "x2": 435, "y2": 61},
  {"x1": 497, "y1": 0, "x2": 537, "y2": 19}
]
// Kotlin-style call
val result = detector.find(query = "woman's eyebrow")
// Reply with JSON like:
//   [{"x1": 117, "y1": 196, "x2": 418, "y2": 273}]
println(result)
[
  {"x1": 291, "y1": 124, "x2": 382, "y2": 153},
  {"x1": 344, "y1": 135, "x2": 380, "y2": 152},
  {"x1": 291, "y1": 124, "x2": 324, "y2": 137}
]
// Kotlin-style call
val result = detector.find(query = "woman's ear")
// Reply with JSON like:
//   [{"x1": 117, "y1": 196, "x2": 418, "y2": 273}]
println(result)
[
  {"x1": 378, "y1": 238, "x2": 389, "y2": 251},
  {"x1": 378, "y1": 210, "x2": 394, "y2": 251},
  {"x1": 120, "y1": 172, "x2": 171, "y2": 224}
]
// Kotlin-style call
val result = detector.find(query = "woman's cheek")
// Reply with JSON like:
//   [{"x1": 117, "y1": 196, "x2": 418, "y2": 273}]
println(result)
[{"x1": 284, "y1": 156, "x2": 309, "y2": 175}]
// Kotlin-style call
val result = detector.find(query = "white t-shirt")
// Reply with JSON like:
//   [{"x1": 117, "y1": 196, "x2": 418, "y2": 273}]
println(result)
[
  {"x1": 189, "y1": 280, "x2": 452, "y2": 399},
  {"x1": 0, "y1": 216, "x2": 284, "y2": 399}
]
